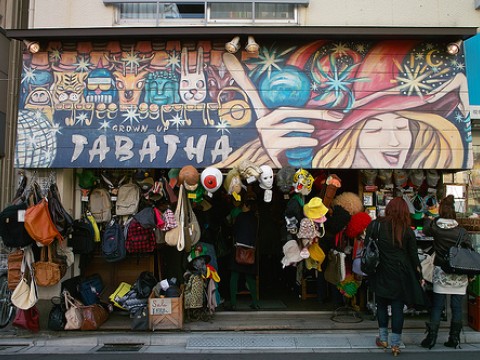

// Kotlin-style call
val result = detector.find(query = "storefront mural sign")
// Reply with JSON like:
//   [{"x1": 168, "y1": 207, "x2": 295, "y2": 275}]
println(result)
[{"x1": 16, "y1": 39, "x2": 472, "y2": 169}]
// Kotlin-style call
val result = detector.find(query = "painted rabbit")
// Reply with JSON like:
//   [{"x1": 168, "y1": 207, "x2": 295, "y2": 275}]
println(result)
[{"x1": 179, "y1": 47, "x2": 207, "y2": 105}]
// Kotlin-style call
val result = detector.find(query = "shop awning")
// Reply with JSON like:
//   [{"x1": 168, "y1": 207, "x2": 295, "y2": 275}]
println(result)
[{"x1": 6, "y1": 26, "x2": 478, "y2": 42}]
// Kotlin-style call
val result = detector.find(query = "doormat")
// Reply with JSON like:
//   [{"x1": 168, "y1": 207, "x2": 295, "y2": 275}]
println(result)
[{"x1": 235, "y1": 299, "x2": 287, "y2": 311}]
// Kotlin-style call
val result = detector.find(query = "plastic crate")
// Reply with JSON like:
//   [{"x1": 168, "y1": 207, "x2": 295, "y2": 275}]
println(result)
[
  {"x1": 468, "y1": 276, "x2": 480, "y2": 297},
  {"x1": 468, "y1": 295, "x2": 480, "y2": 332}
]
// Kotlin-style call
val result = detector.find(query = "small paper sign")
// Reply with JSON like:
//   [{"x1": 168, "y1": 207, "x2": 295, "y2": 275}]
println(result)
[
  {"x1": 149, "y1": 298, "x2": 172, "y2": 315},
  {"x1": 188, "y1": 192, "x2": 196, "y2": 199},
  {"x1": 17, "y1": 210, "x2": 25, "y2": 222}
]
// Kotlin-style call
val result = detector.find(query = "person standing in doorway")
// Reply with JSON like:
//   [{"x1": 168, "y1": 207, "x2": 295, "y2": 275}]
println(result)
[
  {"x1": 365, "y1": 197, "x2": 425, "y2": 356},
  {"x1": 421, "y1": 195, "x2": 473, "y2": 349},
  {"x1": 228, "y1": 194, "x2": 259, "y2": 310}
]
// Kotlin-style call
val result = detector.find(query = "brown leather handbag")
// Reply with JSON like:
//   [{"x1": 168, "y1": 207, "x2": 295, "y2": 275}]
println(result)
[
  {"x1": 7, "y1": 249, "x2": 24, "y2": 290},
  {"x1": 234, "y1": 243, "x2": 255, "y2": 265},
  {"x1": 33, "y1": 245, "x2": 62, "y2": 287},
  {"x1": 24, "y1": 198, "x2": 62, "y2": 246},
  {"x1": 80, "y1": 304, "x2": 109, "y2": 330}
]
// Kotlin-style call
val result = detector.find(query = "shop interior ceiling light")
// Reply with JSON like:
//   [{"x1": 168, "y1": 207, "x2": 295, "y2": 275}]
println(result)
[{"x1": 225, "y1": 36, "x2": 241, "y2": 54}]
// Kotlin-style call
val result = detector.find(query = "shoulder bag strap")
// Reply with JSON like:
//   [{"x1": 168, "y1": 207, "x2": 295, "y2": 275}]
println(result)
[{"x1": 176, "y1": 185, "x2": 185, "y2": 252}]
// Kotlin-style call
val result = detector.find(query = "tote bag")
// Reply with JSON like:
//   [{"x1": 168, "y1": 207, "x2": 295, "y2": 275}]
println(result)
[{"x1": 165, "y1": 185, "x2": 185, "y2": 251}]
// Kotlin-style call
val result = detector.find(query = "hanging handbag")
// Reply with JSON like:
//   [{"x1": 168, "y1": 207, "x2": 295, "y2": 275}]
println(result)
[
  {"x1": 165, "y1": 184, "x2": 185, "y2": 251},
  {"x1": 10, "y1": 247, "x2": 37, "y2": 310},
  {"x1": 361, "y1": 220, "x2": 381, "y2": 275},
  {"x1": 47, "y1": 296, "x2": 65, "y2": 331},
  {"x1": 80, "y1": 303, "x2": 109, "y2": 331},
  {"x1": 24, "y1": 198, "x2": 63, "y2": 246},
  {"x1": 47, "y1": 183, "x2": 74, "y2": 238},
  {"x1": 183, "y1": 188, "x2": 201, "y2": 252},
  {"x1": 444, "y1": 230, "x2": 480, "y2": 276},
  {"x1": 7, "y1": 249, "x2": 24, "y2": 290},
  {"x1": 33, "y1": 245, "x2": 62, "y2": 287},
  {"x1": 63, "y1": 291, "x2": 84, "y2": 330},
  {"x1": 234, "y1": 243, "x2": 255, "y2": 265},
  {"x1": 12, "y1": 305, "x2": 40, "y2": 333}
]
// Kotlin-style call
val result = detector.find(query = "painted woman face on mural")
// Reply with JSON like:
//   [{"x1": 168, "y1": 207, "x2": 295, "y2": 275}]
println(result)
[{"x1": 357, "y1": 113, "x2": 412, "y2": 168}]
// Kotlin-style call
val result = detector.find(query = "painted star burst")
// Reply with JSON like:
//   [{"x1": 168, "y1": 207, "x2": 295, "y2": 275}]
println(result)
[
  {"x1": 22, "y1": 65, "x2": 36, "y2": 84},
  {"x1": 311, "y1": 54, "x2": 369, "y2": 111},
  {"x1": 392, "y1": 56, "x2": 450, "y2": 97},
  {"x1": 122, "y1": 48, "x2": 141, "y2": 73},
  {"x1": 75, "y1": 112, "x2": 90, "y2": 126},
  {"x1": 167, "y1": 50, "x2": 181, "y2": 72},
  {"x1": 121, "y1": 107, "x2": 140, "y2": 125},
  {"x1": 215, "y1": 119, "x2": 231, "y2": 135},
  {"x1": 49, "y1": 48, "x2": 62, "y2": 63},
  {"x1": 168, "y1": 113, "x2": 186, "y2": 130},
  {"x1": 247, "y1": 45, "x2": 295, "y2": 81},
  {"x1": 74, "y1": 56, "x2": 93, "y2": 72},
  {"x1": 99, "y1": 119, "x2": 111, "y2": 131}
]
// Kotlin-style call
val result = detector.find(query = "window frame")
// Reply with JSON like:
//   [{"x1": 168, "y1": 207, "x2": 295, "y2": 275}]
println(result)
[{"x1": 104, "y1": 0, "x2": 304, "y2": 25}]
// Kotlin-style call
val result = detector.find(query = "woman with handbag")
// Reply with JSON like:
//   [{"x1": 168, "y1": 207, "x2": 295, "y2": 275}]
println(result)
[
  {"x1": 421, "y1": 195, "x2": 473, "y2": 349},
  {"x1": 365, "y1": 197, "x2": 425, "y2": 356},
  {"x1": 227, "y1": 194, "x2": 259, "y2": 311}
]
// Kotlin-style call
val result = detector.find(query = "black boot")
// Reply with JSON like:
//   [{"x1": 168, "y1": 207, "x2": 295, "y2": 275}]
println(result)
[
  {"x1": 420, "y1": 322, "x2": 440, "y2": 349},
  {"x1": 444, "y1": 322, "x2": 462, "y2": 349}
]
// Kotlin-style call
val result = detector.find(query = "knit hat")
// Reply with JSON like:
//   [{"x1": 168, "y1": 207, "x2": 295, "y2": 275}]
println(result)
[
  {"x1": 138, "y1": 176, "x2": 154, "y2": 192},
  {"x1": 332, "y1": 192, "x2": 364, "y2": 215},
  {"x1": 304, "y1": 197, "x2": 329, "y2": 220},
  {"x1": 178, "y1": 165, "x2": 200, "y2": 191},
  {"x1": 276, "y1": 166, "x2": 296, "y2": 194},
  {"x1": 345, "y1": 212, "x2": 372, "y2": 239},
  {"x1": 297, "y1": 218, "x2": 318, "y2": 239},
  {"x1": 77, "y1": 170, "x2": 99, "y2": 190},
  {"x1": 281, "y1": 240, "x2": 303, "y2": 268}
]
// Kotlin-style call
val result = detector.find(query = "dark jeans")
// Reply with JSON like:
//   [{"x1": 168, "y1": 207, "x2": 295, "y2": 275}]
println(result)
[
  {"x1": 376, "y1": 295, "x2": 405, "y2": 334},
  {"x1": 430, "y1": 292, "x2": 464, "y2": 323}
]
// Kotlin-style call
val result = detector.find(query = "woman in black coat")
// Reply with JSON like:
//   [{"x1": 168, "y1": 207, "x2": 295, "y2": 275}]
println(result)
[
  {"x1": 228, "y1": 197, "x2": 259, "y2": 310},
  {"x1": 365, "y1": 197, "x2": 425, "y2": 356}
]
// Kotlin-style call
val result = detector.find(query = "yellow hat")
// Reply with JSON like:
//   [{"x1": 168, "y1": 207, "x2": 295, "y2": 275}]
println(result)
[
  {"x1": 308, "y1": 242, "x2": 326, "y2": 264},
  {"x1": 304, "y1": 197, "x2": 329, "y2": 220}
]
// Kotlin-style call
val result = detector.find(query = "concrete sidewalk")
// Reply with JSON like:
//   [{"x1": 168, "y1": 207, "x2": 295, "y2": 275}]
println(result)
[{"x1": 0, "y1": 328, "x2": 480, "y2": 354}]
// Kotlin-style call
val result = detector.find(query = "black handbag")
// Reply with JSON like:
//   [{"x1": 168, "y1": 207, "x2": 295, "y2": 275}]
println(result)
[
  {"x1": 48, "y1": 183, "x2": 74, "y2": 238},
  {"x1": 48, "y1": 296, "x2": 66, "y2": 331},
  {"x1": 445, "y1": 230, "x2": 480, "y2": 276}
]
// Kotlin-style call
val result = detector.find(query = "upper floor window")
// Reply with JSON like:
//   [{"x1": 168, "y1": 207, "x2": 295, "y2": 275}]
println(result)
[{"x1": 103, "y1": 1, "x2": 306, "y2": 25}]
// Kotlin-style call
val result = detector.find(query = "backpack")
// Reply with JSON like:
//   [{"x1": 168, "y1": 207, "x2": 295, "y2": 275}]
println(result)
[
  {"x1": 116, "y1": 183, "x2": 140, "y2": 216},
  {"x1": 89, "y1": 188, "x2": 112, "y2": 223},
  {"x1": 68, "y1": 218, "x2": 95, "y2": 254},
  {"x1": 361, "y1": 220, "x2": 381, "y2": 275},
  {"x1": 132, "y1": 271, "x2": 157, "y2": 298},
  {"x1": 125, "y1": 218, "x2": 156, "y2": 253},
  {"x1": 102, "y1": 219, "x2": 126, "y2": 262},
  {"x1": 0, "y1": 203, "x2": 34, "y2": 248}
]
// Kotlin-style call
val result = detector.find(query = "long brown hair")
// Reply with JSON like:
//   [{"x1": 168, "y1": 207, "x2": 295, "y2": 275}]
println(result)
[
  {"x1": 384, "y1": 197, "x2": 411, "y2": 247},
  {"x1": 439, "y1": 194, "x2": 456, "y2": 219}
]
